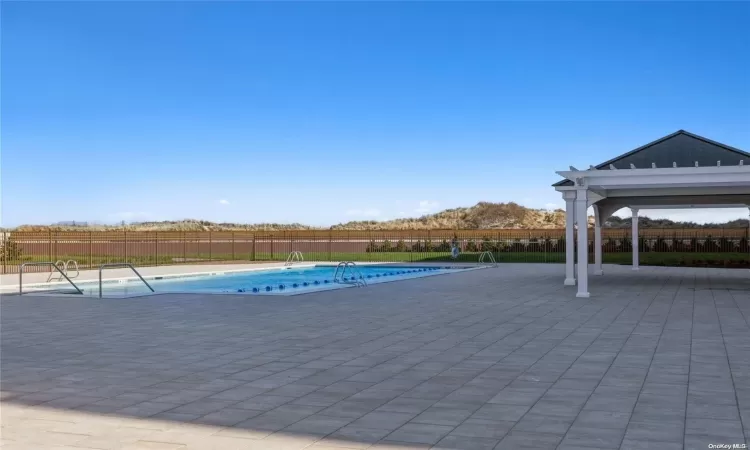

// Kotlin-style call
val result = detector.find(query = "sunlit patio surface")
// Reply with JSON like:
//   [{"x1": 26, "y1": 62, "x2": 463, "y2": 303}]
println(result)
[{"x1": 2, "y1": 264, "x2": 750, "y2": 450}]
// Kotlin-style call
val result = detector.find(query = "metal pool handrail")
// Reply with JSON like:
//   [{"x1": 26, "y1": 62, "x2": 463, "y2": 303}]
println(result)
[
  {"x1": 99, "y1": 263, "x2": 154, "y2": 298},
  {"x1": 333, "y1": 262, "x2": 367, "y2": 287},
  {"x1": 285, "y1": 251, "x2": 304, "y2": 266},
  {"x1": 478, "y1": 251, "x2": 498, "y2": 267},
  {"x1": 19, "y1": 262, "x2": 83, "y2": 295},
  {"x1": 46, "y1": 259, "x2": 80, "y2": 283}
]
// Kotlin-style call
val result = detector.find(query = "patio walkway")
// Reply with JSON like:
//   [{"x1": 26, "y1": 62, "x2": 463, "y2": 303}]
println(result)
[{"x1": 2, "y1": 264, "x2": 750, "y2": 449}]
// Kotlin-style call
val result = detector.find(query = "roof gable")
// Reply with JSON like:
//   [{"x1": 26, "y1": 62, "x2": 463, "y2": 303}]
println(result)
[{"x1": 554, "y1": 130, "x2": 750, "y2": 186}]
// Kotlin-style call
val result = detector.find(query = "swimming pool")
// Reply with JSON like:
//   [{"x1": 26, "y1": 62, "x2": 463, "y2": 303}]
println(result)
[{"x1": 67, "y1": 264, "x2": 476, "y2": 297}]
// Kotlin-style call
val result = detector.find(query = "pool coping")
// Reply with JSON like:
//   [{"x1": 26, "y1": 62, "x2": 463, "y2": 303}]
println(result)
[{"x1": 9, "y1": 264, "x2": 490, "y2": 298}]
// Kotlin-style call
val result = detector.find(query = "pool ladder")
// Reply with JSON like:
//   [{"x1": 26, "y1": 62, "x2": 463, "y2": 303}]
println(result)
[
  {"x1": 333, "y1": 262, "x2": 367, "y2": 287},
  {"x1": 46, "y1": 259, "x2": 80, "y2": 282},
  {"x1": 285, "y1": 251, "x2": 304, "y2": 266},
  {"x1": 478, "y1": 251, "x2": 498, "y2": 267},
  {"x1": 19, "y1": 262, "x2": 83, "y2": 295}
]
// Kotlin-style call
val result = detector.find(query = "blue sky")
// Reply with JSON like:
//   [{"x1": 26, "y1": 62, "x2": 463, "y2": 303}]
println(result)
[{"x1": 2, "y1": 2, "x2": 749, "y2": 227}]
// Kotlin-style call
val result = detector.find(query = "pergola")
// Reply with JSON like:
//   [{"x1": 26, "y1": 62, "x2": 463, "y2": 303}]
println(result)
[{"x1": 554, "y1": 130, "x2": 750, "y2": 298}]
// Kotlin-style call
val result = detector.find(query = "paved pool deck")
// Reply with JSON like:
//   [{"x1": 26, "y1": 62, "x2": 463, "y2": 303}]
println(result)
[{"x1": 2, "y1": 263, "x2": 750, "y2": 449}]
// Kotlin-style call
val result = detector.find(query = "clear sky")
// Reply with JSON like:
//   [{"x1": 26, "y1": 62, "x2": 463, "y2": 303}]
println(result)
[{"x1": 2, "y1": 2, "x2": 749, "y2": 227}]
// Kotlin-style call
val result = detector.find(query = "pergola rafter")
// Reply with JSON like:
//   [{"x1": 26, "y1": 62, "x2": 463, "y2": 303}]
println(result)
[{"x1": 553, "y1": 130, "x2": 750, "y2": 298}]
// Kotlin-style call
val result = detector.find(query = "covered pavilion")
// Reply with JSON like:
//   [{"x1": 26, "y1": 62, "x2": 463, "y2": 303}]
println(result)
[{"x1": 554, "y1": 130, "x2": 750, "y2": 298}]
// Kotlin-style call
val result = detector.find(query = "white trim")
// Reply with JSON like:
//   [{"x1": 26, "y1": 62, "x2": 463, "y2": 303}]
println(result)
[
  {"x1": 556, "y1": 167, "x2": 750, "y2": 190},
  {"x1": 631, "y1": 208, "x2": 639, "y2": 271},
  {"x1": 575, "y1": 189, "x2": 589, "y2": 298},
  {"x1": 563, "y1": 195, "x2": 576, "y2": 286},
  {"x1": 593, "y1": 205, "x2": 603, "y2": 276},
  {"x1": 558, "y1": 165, "x2": 750, "y2": 178}
]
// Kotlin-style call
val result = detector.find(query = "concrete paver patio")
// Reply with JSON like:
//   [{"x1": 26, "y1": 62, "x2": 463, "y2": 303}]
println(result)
[{"x1": 2, "y1": 263, "x2": 750, "y2": 449}]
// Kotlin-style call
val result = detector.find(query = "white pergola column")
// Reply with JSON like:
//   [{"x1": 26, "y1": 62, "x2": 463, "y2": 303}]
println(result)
[
  {"x1": 631, "y1": 207, "x2": 639, "y2": 270},
  {"x1": 575, "y1": 188, "x2": 590, "y2": 298},
  {"x1": 563, "y1": 191, "x2": 576, "y2": 286},
  {"x1": 593, "y1": 205, "x2": 603, "y2": 275}
]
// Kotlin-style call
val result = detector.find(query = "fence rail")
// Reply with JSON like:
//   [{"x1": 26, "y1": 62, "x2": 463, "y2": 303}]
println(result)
[{"x1": 1, "y1": 228, "x2": 749, "y2": 274}]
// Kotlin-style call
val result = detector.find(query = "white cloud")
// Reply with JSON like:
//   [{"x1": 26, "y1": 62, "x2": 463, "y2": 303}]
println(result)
[
  {"x1": 415, "y1": 200, "x2": 440, "y2": 214},
  {"x1": 218, "y1": 199, "x2": 230, "y2": 205},
  {"x1": 345, "y1": 208, "x2": 382, "y2": 218}
]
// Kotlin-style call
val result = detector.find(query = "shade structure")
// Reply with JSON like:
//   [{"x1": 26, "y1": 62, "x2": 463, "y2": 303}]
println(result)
[{"x1": 553, "y1": 130, "x2": 750, "y2": 297}]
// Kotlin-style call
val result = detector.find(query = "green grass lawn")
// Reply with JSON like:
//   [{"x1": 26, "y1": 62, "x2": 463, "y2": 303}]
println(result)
[{"x1": 6, "y1": 251, "x2": 750, "y2": 271}]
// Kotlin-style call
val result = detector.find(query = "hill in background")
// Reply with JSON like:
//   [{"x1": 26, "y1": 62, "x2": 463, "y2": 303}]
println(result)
[{"x1": 7, "y1": 202, "x2": 748, "y2": 231}]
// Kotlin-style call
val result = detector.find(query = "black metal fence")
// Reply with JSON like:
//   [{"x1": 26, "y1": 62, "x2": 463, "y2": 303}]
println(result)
[{"x1": 2, "y1": 229, "x2": 749, "y2": 273}]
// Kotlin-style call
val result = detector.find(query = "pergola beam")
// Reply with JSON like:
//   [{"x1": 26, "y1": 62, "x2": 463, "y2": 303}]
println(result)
[{"x1": 555, "y1": 163, "x2": 750, "y2": 298}]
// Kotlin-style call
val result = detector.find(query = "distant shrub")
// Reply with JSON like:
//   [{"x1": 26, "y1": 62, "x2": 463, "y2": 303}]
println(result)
[
  {"x1": 381, "y1": 239, "x2": 392, "y2": 252},
  {"x1": 480, "y1": 237, "x2": 498, "y2": 252},
  {"x1": 395, "y1": 239, "x2": 408, "y2": 252},
  {"x1": 509, "y1": 240, "x2": 526, "y2": 252},
  {"x1": 553, "y1": 237, "x2": 565, "y2": 253},
  {"x1": 465, "y1": 239, "x2": 478, "y2": 252},
  {"x1": 435, "y1": 239, "x2": 451, "y2": 252},
  {"x1": 0, "y1": 239, "x2": 22, "y2": 260},
  {"x1": 526, "y1": 241, "x2": 541, "y2": 253},
  {"x1": 366, "y1": 240, "x2": 379, "y2": 253},
  {"x1": 704, "y1": 236, "x2": 719, "y2": 252}
]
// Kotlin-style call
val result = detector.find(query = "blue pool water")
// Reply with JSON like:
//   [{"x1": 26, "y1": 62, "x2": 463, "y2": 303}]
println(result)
[{"x1": 78, "y1": 264, "x2": 471, "y2": 297}]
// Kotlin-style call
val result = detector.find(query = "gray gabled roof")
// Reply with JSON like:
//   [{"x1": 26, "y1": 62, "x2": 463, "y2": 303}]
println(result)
[{"x1": 553, "y1": 130, "x2": 750, "y2": 187}]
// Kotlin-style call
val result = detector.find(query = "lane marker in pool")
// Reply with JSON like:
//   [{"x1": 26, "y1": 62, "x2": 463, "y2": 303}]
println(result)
[
  {"x1": 252, "y1": 287, "x2": 259, "y2": 293},
  {"x1": 279, "y1": 284, "x2": 286, "y2": 290},
  {"x1": 265, "y1": 286, "x2": 272, "y2": 291}
]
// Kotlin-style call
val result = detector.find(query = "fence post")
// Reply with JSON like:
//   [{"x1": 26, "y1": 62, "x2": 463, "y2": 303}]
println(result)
[
  {"x1": 183, "y1": 232, "x2": 187, "y2": 263},
  {"x1": 409, "y1": 233, "x2": 414, "y2": 262},
  {"x1": 231, "y1": 232, "x2": 235, "y2": 261},
  {"x1": 209, "y1": 231, "x2": 212, "y2": 261},
  {"x1": 89, "y1": 232, "x2": 93, "y2": 269},
  {"x1": 328, "y1": 230, "x2": 332, "y2": 261},
  {"x1": 270, "y1": 235, "x2": 274, "y2": 260},
  {"x1": 155, "y1": 232, "x2": 159, "y2": 266},
  {"x1": 1, "y1": 232, "x2": 6, "y2": 275},
  {"x1": 52, "y1": 231, "x2": 57, "y2": 270},
  {"x1": 124, "y1": 231, "x2": 128, "y2": 263},
  {"x1": 251, "y1": 234, "x2": 256, "y2": 261}
]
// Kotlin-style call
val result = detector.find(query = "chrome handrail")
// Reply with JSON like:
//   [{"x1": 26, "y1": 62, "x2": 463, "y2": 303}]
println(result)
[
  {"x1": 333, "y1": 262, "x2": 367, "y2": 287},
  {"x1": 66, "y1": 260, "x2": 80, "y2": 279},
  {"x1": 20, "y1": 262, "x2": 83, "y2": 295},
  {"x1": 478, "y1": 251, "x2": 498, "y2": 267},
  {"x1": 46, "y1": 259, "x2": 80, "y2": 282},
  {"x1": 285, "y1": 251, "x2": 304, "y2": 266},
  {"x1": 46, "y1": 260, "x2": 67, "y2": 282},
  {"x1": 99, "y1": 263, "x2": 154, "y2": 298}
]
